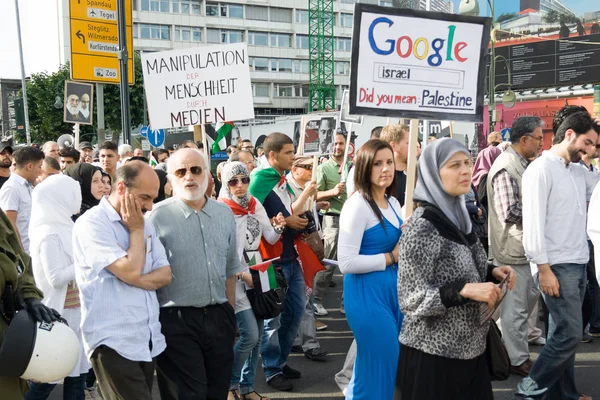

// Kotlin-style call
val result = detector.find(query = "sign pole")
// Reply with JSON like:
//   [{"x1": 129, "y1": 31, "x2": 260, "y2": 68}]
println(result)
[
  {"x1": 201, "y1": 124, "x2": 210, "y2": 160},
  {"x1": 96, "y1": 84, "x2": 106, "y2": 146},
  {"x1": 449, "y1": 121, "x2": 454, "y2": 139},
  {"x1": 14, "y1": 0, "x2": 31, "y2": 145},
  {"x1": 404, "y1": 119, "x2": 420, "y2": 218},
  {"x1": 74, "y1": 123, "x2": 80, "y2": 148},
  {"x1": 117, "y1": 0, "x2": 131, "y2": 144},
  {"x1": 297, "y1": 115, "x2": 306, "y2": 156},
  {"x1": 340, "y1": 122, "x2": 353, "y2": 183},
  {"x1": 193, "y1": 125, "x2": 202, "y2": 143}
]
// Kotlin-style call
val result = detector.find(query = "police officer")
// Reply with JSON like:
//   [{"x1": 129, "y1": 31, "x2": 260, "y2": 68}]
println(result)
[{"x1": 0, "y1": 208, "x2": 61, "y2": 399}]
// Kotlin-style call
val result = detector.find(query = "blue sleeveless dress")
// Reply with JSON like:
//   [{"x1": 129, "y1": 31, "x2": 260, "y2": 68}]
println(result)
[{"x1": 344, "y1": 201, "x2": 404, "y2": 400}]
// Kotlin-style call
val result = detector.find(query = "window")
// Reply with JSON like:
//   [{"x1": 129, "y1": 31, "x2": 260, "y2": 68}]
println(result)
[
  {"x1": 380, "y1": 0, "x2": 392, "y2": 5},
  {"x1": 207, "y1": 28, "x2": 220, "y2": 43},
  {"x1": 271, "y1": 33, "x2": 291, "y2": 48},
  {"x1": 296, "y1": 9, "x2": 308, "y2": 24},
  {"x1": 133, "y1": 23, "x2": 139, "y2": 38},
  {"x1": 175, "y1": 26, "x2": 202, "y2": 41},
  {"x1": 336, "y1": 37, "x2": 351, "y2": 52},
  {"x1": 254, "y1": 58, "x2": 269, "y2": 71},
  {"x1": 294, "y1": 84, "x2": 309, "y2": 97},
  {"x1": 228, "y1": 30, "x2": 243, "y2": 43},
  {"x1": 340, "y1": 13, "x2": 353, "y2": 27},
  {"x1": 133, "y1": 0, "x2": 138, "y2": 10},
  {"x1": 210, "y1": 30, "x2": 243, "y2": 44},
  {"x1": 296, "y1": 35, "x2": 309, "y2": 49},
  {"x1": 277, "y1": 85, "x2": 293, "y2": 97},
  {"x1": 172, "y1": 0, "x2": 201, "y2": 11},
  {"x1": 206, "y1": 2, "x2": 218, "y2": 15},
  {"x1": 248, "y1": 31, "x2": 268, "y2": 46},
  {"x1": 160, "y1": 0, "x2": 169, "y2": 12},
  {"x1": 246, "y1": 5, "x2": 268, "y2": 20},
  {"x1": 172, "y1": 0, "x2": 179, "y2": 12},
  {"x1": 142, "y1": 0, "x2": 150, "y2": 10},
  {"x1": 335, "y1": 61, "x2": 350, "y2": 75},
  {"x1": 279, "y1": 59, "x2": 292, "y2": 72},
  {"x1": 220, "y1": 4, "x2": 227, "y2": 16},
  {"x1": 229, "y1": 4, "x2": 243, "y2": 18},
  {"x1": 254, "y1": 84, "x2": 270, "y2": 97},
  {"x1": 341, "y1": 0, "x2": 357, "y2": 3},
  {"x1": 270, "y1": 59, "x2": 277, "y2": 72},
  {"x1": 270, "y1": 7, "x2": 292, "y2": 23},
  {"x1": 139, "y1": 24, "x2": 170, "y2": 40}
]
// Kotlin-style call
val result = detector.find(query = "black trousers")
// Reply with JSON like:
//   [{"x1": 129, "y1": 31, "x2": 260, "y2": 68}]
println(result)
[
  {"x1": 157, "y1": 304, "x2": 236, "y2": 400},
  {"x1": 91, "y1": 345, "x2": 155, "y2": 400}
]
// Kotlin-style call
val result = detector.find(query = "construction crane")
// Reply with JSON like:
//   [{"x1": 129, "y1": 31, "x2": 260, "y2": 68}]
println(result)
[{"x1": 308, "y1": 0, "x2": 335, "y2": 112}]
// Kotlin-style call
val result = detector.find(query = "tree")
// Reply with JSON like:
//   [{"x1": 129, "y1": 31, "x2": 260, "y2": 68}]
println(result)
[
  {"x1": 543, "y1": 10, "x2": 558, "y2": 23},
  {"x1": 391, "y1": 0, "x2": 415, "y2": 9},
  {"x1": 496, "y1": 12, "x2": 517, "y2": 23}
]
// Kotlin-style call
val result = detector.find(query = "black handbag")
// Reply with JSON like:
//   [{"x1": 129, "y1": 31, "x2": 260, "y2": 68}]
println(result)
[{"x1": 243, "y1": 252, "x2": 288, "y2": 320}]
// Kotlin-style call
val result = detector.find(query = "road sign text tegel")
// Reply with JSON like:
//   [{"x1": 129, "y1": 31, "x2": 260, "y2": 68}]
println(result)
[{"x1": 69, "y1": 0, "x2": 134, "y2": 85}]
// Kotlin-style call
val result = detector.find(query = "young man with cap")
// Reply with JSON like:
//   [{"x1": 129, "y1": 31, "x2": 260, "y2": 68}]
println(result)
[
  {"x1": 78, "y1": 142, "x2": 94, "y2": 163},
  {"x1": 0, "y1": 142, "x2": 13, "y2": 188}
]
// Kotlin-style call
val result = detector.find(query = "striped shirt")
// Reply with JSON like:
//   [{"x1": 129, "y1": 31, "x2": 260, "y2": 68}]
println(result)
[
  {"x1": 491, "y1": 151, "x2": 529, "y2": 225},
  {"x1": 73, "y1": 197, "x2": 169, "y2": 361}
]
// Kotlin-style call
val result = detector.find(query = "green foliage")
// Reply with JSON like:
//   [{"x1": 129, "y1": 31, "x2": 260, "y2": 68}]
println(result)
[
  {"x1": 496, "y1": 12, "x2": 517, "y2": 23},
  {"x1": 543, "y1": 10, "x2": 558, "y2": 23},
  {"x1": 16, "y1": 52, "x2": 146, "y2": 144},
  {"x1": 543, "y1": 10, "x2": 579, "y2": 25}
]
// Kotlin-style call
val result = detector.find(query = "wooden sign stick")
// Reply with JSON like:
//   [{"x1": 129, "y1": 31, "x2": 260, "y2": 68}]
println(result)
[
  {"x1": 404, "y1": 119, "x2": 420, "y2": 218},
  {"x1": 297, "y1": 115, "x2": 306, "y2": 156},
  {"x1": 449, "y1": 121, "x2": 454, "y2": 138},
  {"x1": 340, "y1": 123, "x2": 352, "y2": 183}
]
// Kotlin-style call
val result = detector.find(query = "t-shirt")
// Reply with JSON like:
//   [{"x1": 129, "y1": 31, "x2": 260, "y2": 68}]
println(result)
[
  {"x1": 0, "y1": 175, "x2": 9, "y2": 189},
  {"x1": 395, "y1": 170, "x2": 407, "y2": 207}
]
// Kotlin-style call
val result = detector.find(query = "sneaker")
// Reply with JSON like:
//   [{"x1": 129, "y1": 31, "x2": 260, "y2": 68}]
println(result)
[
  {"x1": 581, "y1": 333, "x2": 594, "y2": 343},
  {"x1": 315, "y1": 320, "x2": 328, "y2": 331},
  {"x1": 85, "y1": 388, "x2": 103, "y2": 400},
  {"x1": 329, "y1": 281, "x2": 337, "y2": 288},
  {"x1": 528, "y1": 336, "x2": 546, "y2": 346},
  {"x1": 312, "y1": 302, "x2": 328, "y2": 316},
  {"x1": 340, "y1": 303, "x2": 345, "y2": 315},
  {"x1": 589, "y1": 328, "x2": 600, "y2": 337},
  {"x1": 267, "y1": 375, "x2": 293, "y2": 391},
  {"x1": 282, "y1": 364, "x2": 301, "y2": 379},
  {"x1": 304, "y1": 347, "x2": 328, "y2": 362}
]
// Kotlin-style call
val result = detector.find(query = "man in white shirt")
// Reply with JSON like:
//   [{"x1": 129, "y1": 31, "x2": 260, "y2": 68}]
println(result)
[
  {"x1": 0, "y1": 146, "x2": 44, "y2": 253},
  {"x1": 73, "y1": 161, "x2": 172, "y2": 400},
  {"x1": 516, "y1": 111, "x2": 600, "y2": 400}
]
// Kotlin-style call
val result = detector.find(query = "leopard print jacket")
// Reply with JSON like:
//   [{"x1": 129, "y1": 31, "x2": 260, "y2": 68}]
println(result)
[{"x1": 397, "y1": 207, "x2": 490, "y2": 360}]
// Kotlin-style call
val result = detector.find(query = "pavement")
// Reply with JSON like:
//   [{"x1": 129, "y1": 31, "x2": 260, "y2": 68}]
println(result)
[{"x1": 50, "y1": 271, "x2": 600, "y2": 399}]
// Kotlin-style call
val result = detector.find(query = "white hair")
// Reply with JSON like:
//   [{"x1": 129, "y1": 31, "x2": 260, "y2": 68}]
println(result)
[
  {"x1": 118, "y1": 144, "x2": 133, "y2": 157},
  {"x1": 167, "y1": 148, "x2": 209, "y2": 175},
  {"x1": 42, "y1": 141, "x2": 57, "y2": 153}
]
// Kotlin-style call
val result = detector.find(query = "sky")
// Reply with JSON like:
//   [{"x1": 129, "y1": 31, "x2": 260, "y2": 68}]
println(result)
[{"x1": 0, "y1": 0, "x2": 597, "y2": 80}]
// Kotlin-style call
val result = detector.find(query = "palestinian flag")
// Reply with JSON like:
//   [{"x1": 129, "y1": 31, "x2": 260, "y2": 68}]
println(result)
[
  {"x1": 212, "y1": 122, "x2": 234, "y2": 153},
  {"x1": 149, "y1": 152, "x2": 158, "y2": 167},
  {"x1": 250, "y1": 257, "x2": 280, "y2": 293}
]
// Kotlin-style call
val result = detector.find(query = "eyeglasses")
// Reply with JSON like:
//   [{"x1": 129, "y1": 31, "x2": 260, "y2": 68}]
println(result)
[
  {"x1": 527, "y1": 135, "x2": 544, "y2": 142},
  {"x1": 241, "y1": 146, "x2": 254, "y2": 151},
  {"x1": 228, "y1": 177, "x2": 250, "y2": 187},
  {"x1": 298, "y1": 165, "x2": 313, "y2": 171},
  {"x1": 173, "y1": 166, "x2": 203, "y2": 178}
]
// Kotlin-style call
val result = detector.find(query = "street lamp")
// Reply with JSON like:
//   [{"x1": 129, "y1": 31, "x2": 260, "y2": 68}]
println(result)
[
  {"x1": 459, "y1": 0, "x2": 515, "y2": 134},
  {"x1": 53, "y1": 81, "x2": 63, "y2": 109}
]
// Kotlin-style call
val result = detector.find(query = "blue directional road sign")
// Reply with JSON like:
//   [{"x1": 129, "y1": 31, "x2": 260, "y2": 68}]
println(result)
[
  {"x1": 147, "y1": 128, "x2": 165, "y2": 147},
  {"x1": 501, "y1": 128, "x2": 511, "y2": 142},
  {"x1": 140, "y1": 126, "x2": 149, "y2": 138}
]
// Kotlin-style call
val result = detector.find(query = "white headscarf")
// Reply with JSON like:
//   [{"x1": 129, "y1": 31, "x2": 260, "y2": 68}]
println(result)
[{"x1": 29, "y1": 174, "x2": 82, "y2": 259}]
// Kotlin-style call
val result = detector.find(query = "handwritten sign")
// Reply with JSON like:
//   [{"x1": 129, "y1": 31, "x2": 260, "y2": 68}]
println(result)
[
  {"x1": 141, "y1": 43, "x2": 254, "y2": 130},
  {"x1": 349, "y1": 4, "x2": 491, "y2": 122}
]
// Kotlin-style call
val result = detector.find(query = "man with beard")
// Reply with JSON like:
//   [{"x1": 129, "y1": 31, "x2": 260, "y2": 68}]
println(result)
[
  {"x1": 65, "y1": 93, "x2": 86, "y2": 122},
  {"x1": 79, "y1": 93, "x2": 91, "y2": 122},
  {"x1": 0, "y1": 142, "x2": 13, "y2": 188},
  {"x1": 78, "y1": 141, "x2": 94, "y2": 163},
  {"x1": 516, "y1": 111, "x2": 600, "y2": 400},
  {"x1": 318, "y1": 118, "x2": 333, "y2": 154},
  {"x1": 148, "y1": 148, "x2": 242, "y2": 400},
  {"x1": 313, "y1": 131, "x2": 350, "y2": 316},
  {"x1": 73, "y1": 161, "x2": 172, "y2": 400}
]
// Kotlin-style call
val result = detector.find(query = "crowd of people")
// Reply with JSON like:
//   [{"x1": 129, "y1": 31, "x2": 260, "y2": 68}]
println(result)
[{"x1": 0, "y1": 104, "x2": 599, "y2": 400}]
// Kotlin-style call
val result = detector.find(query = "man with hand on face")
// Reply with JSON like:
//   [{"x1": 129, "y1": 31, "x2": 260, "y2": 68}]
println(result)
[
  {"x1": 78, "y1": 142, "x2": 94, "y2": 163},
  {"x1": 148, "y1": 148, "x2": 242, "y2": 400},
  {"x1": 0, "y1": 142, "x2": 13, "y2": 188},
  {"x1": 248, "y1": 133, "x2": 311, "y2": 391},
  {"x1": 73, "y1": 161, "x2": 172, "y2": 400},
  {"x1": 516, "y1": 112, "x2": 600, "y2": 400}
]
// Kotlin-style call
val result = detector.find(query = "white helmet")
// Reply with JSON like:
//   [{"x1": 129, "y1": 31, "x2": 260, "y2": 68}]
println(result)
[{"x1": 0, "y1": 310, "x2": 79, "y2": 383}]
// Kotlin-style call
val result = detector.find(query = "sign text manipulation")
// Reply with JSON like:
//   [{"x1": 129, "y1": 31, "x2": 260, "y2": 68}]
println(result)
[
  {"x1": 349, "y1": 5, "x2": 491, "y2": 122},
  {"x1": 141, "y1": 43, "x2": 255, "y2": 129}
]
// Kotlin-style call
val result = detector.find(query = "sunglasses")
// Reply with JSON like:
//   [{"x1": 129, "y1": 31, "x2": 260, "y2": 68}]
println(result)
[
  {"x1": 173, "y1": 166, "x2": 203, "y2": 178},
  {"x1": 298, "y1": 165, "x2": 313, "y2": 170},
  {"x1": 228, "y1": 177, "x2": 250, "y2": 187}
]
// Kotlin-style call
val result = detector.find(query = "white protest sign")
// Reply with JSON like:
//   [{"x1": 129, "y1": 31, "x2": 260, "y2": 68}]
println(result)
[
  {"x1": 349, "y1": 4, "x2": 491, "y2": 122},
  {"x1": 141, "y1": 43, "x2": 254, "y2": 130},
  {"x1": 340, "y1": 89, "x2": 364, "y2": 125}
]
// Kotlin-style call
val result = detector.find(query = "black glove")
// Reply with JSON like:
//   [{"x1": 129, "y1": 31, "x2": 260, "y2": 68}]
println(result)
[{"x1": 24, "y1": 298, "x2": 62, "y2": 323}]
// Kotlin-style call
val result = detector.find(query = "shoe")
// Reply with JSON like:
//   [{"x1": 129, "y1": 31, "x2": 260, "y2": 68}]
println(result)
[
  {"x1": 589, "y1": 328, "x2": 600, "y2": 337},
  {"x1": 312, "y1": 302, "x2": 328, "y2": 316},
  {"x1": 315, "y1": 320, "x2": 328, "y2": 331},
  {"x1": 291, "y1": 345, "x2": 303, "y2": 354},
  {"x1": 329, "y1": 281, "x2": 337, "y2": 287},
  {"x1": 579, "y1": 394, "x2": 592, "y2": 400},
  {"x1": 304, "y1": 347, "x2": 328, "y2": 362},
  {"x1": 282, "y1": 364, "x2": 301, "y2": 379},
  {"x1": 581, "y1": 333, "x2": 594, "y2": 343},
  {"x1": 510, "y1": 359, "x2": 533, "y2": 377},
  {"x1": 85, "y1": 388, "x2": 103, "y2": 400},
  {"x1": 340, "y1": 304, "x2": 345, "y2": 314},
  {"x1": 528, "y1": 336, "x2": 546, "y2": 346},
  {"x1": 267, "y1": 375, "x2": 293, "y2": 391},
  {"x1": 228, "y1": 389, "x2": 241, "y2": 400}
]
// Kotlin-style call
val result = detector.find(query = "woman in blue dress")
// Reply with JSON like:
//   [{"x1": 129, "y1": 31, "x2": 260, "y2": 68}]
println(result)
[{"x1": 338, "y1": 139, "x2": 404, "y2": 400}]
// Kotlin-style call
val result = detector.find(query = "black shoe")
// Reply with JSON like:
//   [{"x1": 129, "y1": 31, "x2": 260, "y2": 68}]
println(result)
[
  {"x1": 291, "y1": 345, "x2": 303, "y2": 354},
  {"x1": 304, "y1": 347, "x2": 328, "y2": 362},
  {"x1": 282, "y1": 364, "x2": 301, "y2": 379},
  {"x1": 329, "y1": 281, "x2": 337, "y2": 287},
  {"x1": 267, "y1": 375, "x2": 293, "y2": 391}
]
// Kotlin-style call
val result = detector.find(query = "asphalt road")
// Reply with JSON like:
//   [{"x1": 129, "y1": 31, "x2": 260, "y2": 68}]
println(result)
[{"x1": 50, "y1": 271, "x2": 600, "y2": 400}]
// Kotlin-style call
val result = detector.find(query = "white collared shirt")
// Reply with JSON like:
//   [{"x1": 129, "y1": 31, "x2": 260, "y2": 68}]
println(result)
[
  {"x1": 0, "y1": 173, "x2": 32, "y2": 252},
  {"x1": 73, "y1": 197, "x2": 169, "y2": 361},
  {"x1": 522, "y1": 151, "x2": 599, "y2": 272}
]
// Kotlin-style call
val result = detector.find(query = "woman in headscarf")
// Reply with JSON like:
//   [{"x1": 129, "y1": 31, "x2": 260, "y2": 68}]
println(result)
[
  {"x1": 218, "y1": 162, "x2": 285, "y2": 400},
  {"x1": 26, "y1": 174, "x2": 90, "y2": 399},
  {"x1": 395, "y1": 138, "x2": 515, "y2": 400},
  {"x1": 100, "y1": 171, "x2": 112, "y2": 197},
  {"x1": 63, "y1": 163, "x2": 104, "y2": 220},
  {"x1": 337, "y1": 139, "x2": 404, "y2": 400}
]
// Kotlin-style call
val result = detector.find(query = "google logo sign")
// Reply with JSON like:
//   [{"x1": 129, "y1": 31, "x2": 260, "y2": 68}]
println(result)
[{"x1": 368, "y1": 17, "x2": 469, "y2": 68}]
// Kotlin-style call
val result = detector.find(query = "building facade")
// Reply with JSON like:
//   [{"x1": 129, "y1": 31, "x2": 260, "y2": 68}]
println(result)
[
  {"x1": 0, "y1": 79, "x2": 22, "y2": 141},
  {"x1": 520, "y1": 0, "x2": 574, "y2": 16}
]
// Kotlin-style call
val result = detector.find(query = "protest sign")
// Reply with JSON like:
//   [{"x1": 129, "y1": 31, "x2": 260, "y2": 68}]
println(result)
[
  {"x1": 340, "y1": 90, "x2": 364, "y2": 125},
  {"x1": 141, "y1": 43, "x2": 254, "y2": 130},
  {"x1": 349, "y1": 4, "x2": 491, "y2": 122},
  {"x1": 294, "y1": 115, "x2": 337, "y2": 156},
  {"x1": 64, "y1": 81, "x2": 94, "y2": 125}
]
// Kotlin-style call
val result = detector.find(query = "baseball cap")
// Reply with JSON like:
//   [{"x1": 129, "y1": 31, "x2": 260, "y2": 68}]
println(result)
[
  {"x1": 293, "y1": 155, "x2": 313, "y2": 168},
  {"x1": 78, "y1": 141, "x2": 93, "y2": 150},
  {"x1": 0, "y1": 142, "x2": 13, "y2": 154}
]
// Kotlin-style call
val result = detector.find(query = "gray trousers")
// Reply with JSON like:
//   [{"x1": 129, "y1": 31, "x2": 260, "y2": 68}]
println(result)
[
  {"x1": 313, "y1": 216, "x2": 339, "y2": 304},
  {"x1": 498, "y1": 262, "x2": 541, "y2": 366},
  {"x1": 293, "y1": 297, "x2": 320, "y2": 351},
  {"x1": 335, "y1": 339, "x2": 356, "y2": 395}
]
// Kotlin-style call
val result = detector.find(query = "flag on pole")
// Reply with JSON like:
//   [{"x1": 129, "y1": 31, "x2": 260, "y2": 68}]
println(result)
[
  {"x1": 149, "y1": 152, "x2": 158, "y2": 167},
  {"x1": 250, "y1": 257, "x2": 280, "y2": 293},
  {"x1": 212, "y1": 122, "x2": 234, "y2": 153}
]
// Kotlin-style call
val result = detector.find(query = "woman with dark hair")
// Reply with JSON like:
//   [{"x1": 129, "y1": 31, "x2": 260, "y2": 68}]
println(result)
[
  {"x1": 63, "y1": 163, "x2": 104, "y2": 220},
  {"x1": 395, "y1": 138, "x2": 515, "y2": 400},
  {"x1": 154, "y1": 169, "x2": 172, "y2": 203},
  {"x1": 338, "y1": 139, "x2": 403, "y2": 399},
  {"x1": 100, "y1": 171, "x2": 112, "y2": 197}
]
